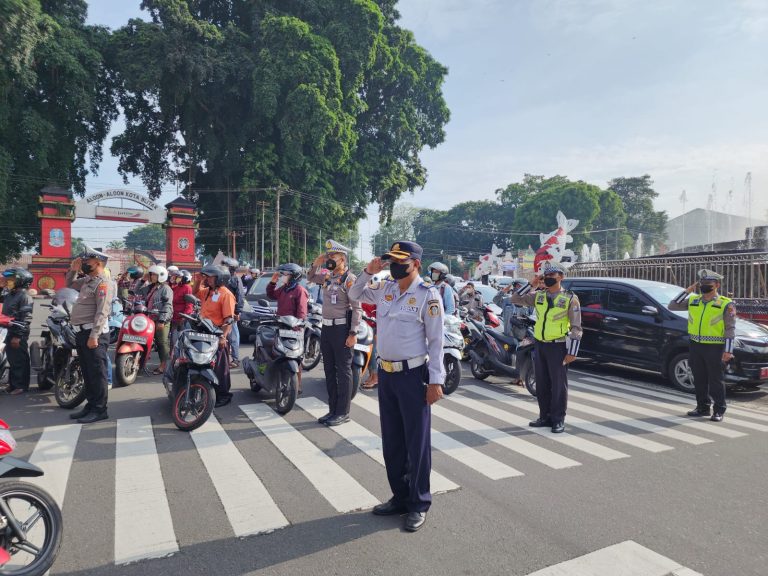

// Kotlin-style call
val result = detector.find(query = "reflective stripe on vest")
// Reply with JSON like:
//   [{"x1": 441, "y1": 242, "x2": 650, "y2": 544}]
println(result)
[
  {"x1": 534, "y1": 291, "x2": 572, "y2": 342},
  {"x1": 688, "y1": 295, "x2": 732, "y2": 344}
]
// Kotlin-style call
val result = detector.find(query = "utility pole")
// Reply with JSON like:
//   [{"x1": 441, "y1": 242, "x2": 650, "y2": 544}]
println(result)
[
  {"x1": 287, "y1": 225, "x2": 291, "y2": 262},
  {"x1": 303, "y1": 228, "x2": 307, "y2": 268},
  {"x1": 274, "y1": 187, "x2": 281, "y2": 265},
  {"x1": 261, "y1": 201, "x2": 265, "y2": 271},
  {"x1": 253, "y1": 195, "x2": 258, "y2": 267}
]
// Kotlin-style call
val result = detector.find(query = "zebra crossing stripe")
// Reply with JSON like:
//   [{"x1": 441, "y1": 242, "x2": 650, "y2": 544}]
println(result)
[
  {"x1": 461, "y1": 386, "x2": 630, "y2": 461},
  {"x1": 576, "y1": 376, "x2": 768, "y2": 432},
  {"x1": 240, "y1": 403, "x2": 380, "y2": 513},
  {"x1": 352, "y1": 394, "x2": 524, "y2": 479},
  {"x1": 114, "y1": 417, "x2": 178, "y2": 565},
  {"x1": 189, "y1": 417, "x2": 289, "y2": 536},
  {"x1": 296, "y1": 397, "x2": 460, "y2": 493},
  {"x1": 27, "y1": 424, "x2": 81, "y2": 508},
  {"x1": 431, "y1": 403, "x2": 581, "y2": 469},
  {"x1": 568, "y1": 384, "x2": 747, "y2": 439}
]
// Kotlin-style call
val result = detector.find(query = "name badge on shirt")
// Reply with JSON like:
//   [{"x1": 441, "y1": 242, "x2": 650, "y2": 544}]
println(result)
[
  {"x1": 212, "y1": 293, "x2": 220, "y2": 302},
  {"x1": 331, "y1": 293, "x2": 337, "y2": 305}
]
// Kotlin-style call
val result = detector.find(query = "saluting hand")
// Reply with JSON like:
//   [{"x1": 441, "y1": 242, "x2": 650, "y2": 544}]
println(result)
[
  {"x1": 70, "y1": 258, "x2": 82, "y2": 272},
  {"x1": 366, "y1": 257, "x2": 385, "y2": 275},
  {"x1": 686, "y1": 282, "x2": 699, "y2": 293},
  {"x1": 530, "y1": 275, "x2": 542, "y2": 289},
  {"x1": 426, "y1": 384, "x2": 443, "y2": 405},
  {"x1": 313, "y1": 254, "x2": 325, "y2": 267},
  {"x1": 271, "y1": 272, "x2": 280, "y2": 283}
]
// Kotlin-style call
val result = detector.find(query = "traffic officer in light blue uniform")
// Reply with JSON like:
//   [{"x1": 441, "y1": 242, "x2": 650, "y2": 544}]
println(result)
[{"x1": 349, "y1": 241, "x2": 444, "y2": 533}]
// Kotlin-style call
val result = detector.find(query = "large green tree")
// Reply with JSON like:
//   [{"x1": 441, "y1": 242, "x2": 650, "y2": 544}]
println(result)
[
  {"x1": 124, "y1": 224, "x2": 166, "y2": 251},
  {"x1": 108, "y1": 0, "x2": 449, "y2": 264},
  {"x1": 607, "y1": 175, "x2": 668, "y2": 252},
  {"x1": 0, "y1": 0, "x2": 116, "y2": 262}
]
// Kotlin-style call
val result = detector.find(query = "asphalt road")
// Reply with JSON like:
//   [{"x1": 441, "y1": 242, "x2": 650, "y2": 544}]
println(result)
[{"x1": 3, "y1": 301, "x2": 768, "y2": 576}]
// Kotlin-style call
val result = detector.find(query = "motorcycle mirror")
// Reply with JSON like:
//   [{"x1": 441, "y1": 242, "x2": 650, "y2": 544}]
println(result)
[
  {"x1": 184, "y1": 294, "x2": 200, "y2": 305},
  {"x1": 257, "y1": 298, "x2": 270, "y2": 307}
]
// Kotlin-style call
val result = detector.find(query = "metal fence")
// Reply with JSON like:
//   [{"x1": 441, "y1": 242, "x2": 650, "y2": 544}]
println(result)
[{"x1": 570, "y1": 251, "x2": 768, "y2": 299}]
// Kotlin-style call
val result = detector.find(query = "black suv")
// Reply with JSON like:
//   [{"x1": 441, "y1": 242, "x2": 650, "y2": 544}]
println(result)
[{"x1": 560, "y1": 277, "x2": 768, "y2": 393}]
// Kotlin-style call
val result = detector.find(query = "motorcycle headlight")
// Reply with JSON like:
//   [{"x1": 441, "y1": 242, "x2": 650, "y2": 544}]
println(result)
[{"x1": 130, "y1": 315, "x2": 148, "y2": 332}]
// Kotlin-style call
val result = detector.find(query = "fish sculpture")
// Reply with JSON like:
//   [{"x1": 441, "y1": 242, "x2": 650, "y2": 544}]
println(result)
[{"x1": 533, "y1": 211, "x2": 579, "y2": 273}]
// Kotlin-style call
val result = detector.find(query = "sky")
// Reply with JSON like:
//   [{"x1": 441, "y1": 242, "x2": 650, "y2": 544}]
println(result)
[{"x1": 79, "y1": 0, "x2": 768, "y2": 257}]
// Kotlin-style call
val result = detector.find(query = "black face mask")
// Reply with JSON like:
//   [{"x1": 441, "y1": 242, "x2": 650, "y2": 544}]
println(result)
[
  {"x1": 81, "y1": 261, "x2": 94, "y2": 274},
  {"x1": 389, "y1": 262, "x2": 411, "y2": 280},
  {"x1": 543, "y1": 277, "x2": 558, "y2": 288},
  {"x1": 325, "y1": 259, "x2": 337, "y2": 271},
  {"x1": 699, "y1": 284, "x2": 715, "y2": 294}
]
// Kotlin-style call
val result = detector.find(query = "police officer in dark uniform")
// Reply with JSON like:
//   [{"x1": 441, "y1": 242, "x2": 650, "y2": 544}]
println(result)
[
  {"x1": 669, "y1": 269, "x2": 735, "y2": 422},
  {"x1": 350, "y1": 241, "x2": 444, "y2": 532},
  {"x1": 66, "y1": 246, "x2": 115, "y2": 423},
  {"x1": 1, "y1": 268, "x2": 34, "y2": 395},
  {"x1": 308, "y1": 240, "x2": 362, "y2": 426},
  {"x1": 511, "y1": 262, "x2": 582, "y2": 433}
]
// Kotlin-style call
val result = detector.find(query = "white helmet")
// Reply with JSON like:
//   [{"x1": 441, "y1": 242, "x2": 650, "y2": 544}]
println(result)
[
  {"x1": 167, "y1": 265, "x2": 180, "y2": 275},
  {"x1": 249, "y1": 266, "x2": 260, "y2": 275},
  {"x1": 428, "y1": 261, "x2": 449, "y2": 281},
  {"x1": 148, "y1": 265, "x2": 169, "y2": 283}
]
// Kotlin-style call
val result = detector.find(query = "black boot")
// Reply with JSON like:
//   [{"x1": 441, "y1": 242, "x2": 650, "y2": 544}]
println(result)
[
  {"x1": 70, "y1": 405, "x2": 91, "y2": 420},
  {"x1": 687, "y1": 407, "x2": 711, "y2": 417}
]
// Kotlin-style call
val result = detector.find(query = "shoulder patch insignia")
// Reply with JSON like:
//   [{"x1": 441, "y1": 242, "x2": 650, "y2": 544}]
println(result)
[
  {"x1": 97, "y1": 282, "x2": 108, "y2": 297},
  {"x1": 428, "y1": 303, "x2": 440, "y2": 318},
  {"x1": 345, "y1": 277, "x2": 354, "y2": 289},
  {"x1": 427, "y1": 298, "x2": 440, "y2": 305}
]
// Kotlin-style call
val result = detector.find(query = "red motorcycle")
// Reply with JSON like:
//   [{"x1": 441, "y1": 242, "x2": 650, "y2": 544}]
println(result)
[{"x1": 114, "y1": 297, "x2": 156, "y2": 387}]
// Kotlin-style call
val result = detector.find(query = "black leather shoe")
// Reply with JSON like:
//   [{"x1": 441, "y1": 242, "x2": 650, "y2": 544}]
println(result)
[
  {"x1": 404, "y1": 511, "x2": 427, "y2": 532},
  {"x1": 529, "y1": 418, "x2": 552, "y2": 427},
  {"x1": 317, "y1": 412, "x2": 332, "y2": 424},
  {"x1": 711, "y1": 413, "x2": 724, "y2": 422},
  {"x1": 372, "y1": 499, "x2": 408, "y2": 516},
  {"x1": 551, "y1": 422, "x2": 565, "y2": 434},
  {"x1": 325, "y1": 414, "x2": 350, "y2": 427},
  {"x1": 687, "y1": 408, "x2": 711, "y2": 417},
  {"x1": 77, "y1": 411, "x2": 108, "y2": 424},
  {"x1": 70, "y1": 406, "x2": 91, "y2": 420}
]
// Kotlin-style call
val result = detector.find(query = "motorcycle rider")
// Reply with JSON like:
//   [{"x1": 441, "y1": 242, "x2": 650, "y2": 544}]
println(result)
[
  {"x1": 427, "y1": 262, "x2": 456, "y2": 316},
  {"x1": 170, "y1": 269, "x2": 193, "y2": 345},
  {"x1": 459, "y1": 282, "x2": 484, "y2": 321},
  {"x1": 193, "y1": 265, "x2": 236, "y2": 407},
  {"x1": 494, "y1": 279, "x2": 532, "y2": 337},
  {"x1": 125, "y1": 266, "x2": 146, "y2": 306},
  {"x1": 139, "y1": 265, "x2": 173, "y2": 375},
  {"x1": 221, "y1": 256, "x2": 245, "y2": 368},
  {"x1": 243, "y1": 266, "x2": 260, "y2": 291},
  {"x1": 1, "y1": 268, "x2": 34, "y2": 395}
]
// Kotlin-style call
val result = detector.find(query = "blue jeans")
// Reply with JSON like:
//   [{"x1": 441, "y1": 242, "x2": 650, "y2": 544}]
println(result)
[
  {"x1": 227, "y1": 321, "x2": 240, "y2": 362},
  {"x1": 105, "y1": 353, "x2": 113, "y2": 386}
]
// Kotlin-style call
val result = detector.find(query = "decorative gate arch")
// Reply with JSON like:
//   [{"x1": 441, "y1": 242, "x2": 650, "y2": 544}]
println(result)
[{"x1": 29, "y1": 186, "x2": 199, "y2": 291}]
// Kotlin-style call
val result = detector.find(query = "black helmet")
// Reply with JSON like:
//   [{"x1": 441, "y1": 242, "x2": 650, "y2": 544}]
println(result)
[
  {"x1": 201, "y1": 264, "x2": 230, "y2": 288},
  {"x1": 127, "y1": 266, "x2": 144, "y2": 280},
  {"x1": 221, "y1": 256, "x2": 239, "y2": 271},
  {"x1": 277, "y1": 263, "x2": 303, "y2": 283},
  {"x1": 2, "y1": 267, "x2": 34, "y2": 289}
]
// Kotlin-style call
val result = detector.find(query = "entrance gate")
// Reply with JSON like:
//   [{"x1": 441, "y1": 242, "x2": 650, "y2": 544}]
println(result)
[{"x1": 29, "y1": 185, "x2": 200, "y2": 291}]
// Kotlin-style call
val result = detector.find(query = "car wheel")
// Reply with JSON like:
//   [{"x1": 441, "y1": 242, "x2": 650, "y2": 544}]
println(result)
[{"x1": 668, "y1": 352, "x2": 695, "y2": 394}]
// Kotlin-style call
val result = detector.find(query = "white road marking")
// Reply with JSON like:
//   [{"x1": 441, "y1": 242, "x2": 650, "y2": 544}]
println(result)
[
  {"x1": 27, "y1": 424, "x2": 82, "y2": 508},
  {"x1": 296, "y1": 397, "x2": 459, "y2": 493},
  {"x1": 114, "y1": 417, "x2": 178, "y2": 564},
  {"x1": 353, "y1": 393, "x2": 523, "y2": 479},
  {"x1": 240, "y1": 403, "x2": 379, "y2": 513},
  {"x1": 190, "y1": 416, "x2": 289, "y2": 536},
  {"x1": 461, "y1": 385, "x2": 630, "y2": 461}
]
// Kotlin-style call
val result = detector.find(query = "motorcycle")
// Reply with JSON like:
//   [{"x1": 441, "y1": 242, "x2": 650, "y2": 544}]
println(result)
[
  {"x1": 351, "y1": 317, "x2": 375, "y2": 398},
  {"x1": 29, "y1": 295, "x2": 86, "y2": 408},
  {"x1": 0, "y1": 307, "x2": 34, "y2": 391},
  {"x1": 442, "y1": 314, "x2": 464, "y2": 395},
  {"x1": 0, "y1": 320, "x2": 9, "y2": 386},
  {"x1": 300, "y1": 300, "x2": 323, "y2": 371},
  {"x1": 466, "y1": 312, "x2": 537, "y2": 397},
  {"x1": 114, "y1": 295, "x2": 155, "y2": 387},
  {"x1": 242, "y1": 311, "x2": 304, "y2": 415},
  {"x1": 109, "y1": 298, "x2": 126, "y2": 345},
  {"x1": 162, "y1": 295, "x2": 220, "y2": 431},
  {"x1": 458, "y1": 303, "x2": 500, "y2": 361},
  {"x1": 0, "y1": 419, "x2": 63, "y2": 575}
]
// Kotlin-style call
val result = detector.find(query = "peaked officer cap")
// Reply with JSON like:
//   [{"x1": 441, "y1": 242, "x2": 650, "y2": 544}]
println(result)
[
  {"x1": 382, "y1": 240, "x2": 423, "y2": 261},
  {"x1": 541, "y1": 261, "x2": 566, "y2": 275},
  {"x1": 698, "y1": 269, "x2": 724, "y2": 281},
  {"x1": 80, "y1": 244, "x2": 109, "y2": 263},
  {"x1": 325, "y1": 239, "x2": 350, "y2": 255}
]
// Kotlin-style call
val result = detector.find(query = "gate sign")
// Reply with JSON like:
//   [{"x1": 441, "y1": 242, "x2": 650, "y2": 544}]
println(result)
[{"x1": 75, "y1": 189, "x2": 165, "y2": 223}]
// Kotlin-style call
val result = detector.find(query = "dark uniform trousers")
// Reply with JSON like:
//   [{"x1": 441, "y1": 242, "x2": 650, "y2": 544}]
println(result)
[
  {"x1": 533, "y1": 341, "x2": 568, "y2": 423},
  {"x1": 378, "y1": 365, "x2": 431, "y2": 513},
  {"x1": 689, "y1": 341, "x2": 726, "y2": 413},
  {"x1": 321, "y1": 324, "x2": 353, "y2": 416},
  {"x1": 76, "y1": 331, "x2": 109, "y2": 412},
  {"x1": 5, "y1": 332, "x2": 30, "y2": 391}
]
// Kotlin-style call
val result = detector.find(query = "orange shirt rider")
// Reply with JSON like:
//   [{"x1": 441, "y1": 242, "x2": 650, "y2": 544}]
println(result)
[{"x1": 196, "y1": 283, "x2": 236, "y2": 348}]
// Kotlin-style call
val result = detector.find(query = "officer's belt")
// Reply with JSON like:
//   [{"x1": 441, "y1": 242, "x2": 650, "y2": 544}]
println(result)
[
  {"x1": 536, "y1": 337, "x2": 566, "y2": 343},
  {"x1": 72, "y1": 323, "x2": 94, "y2": 333},
  {"x1": 378, "y1": 356, "x2": 427, "y2": 373},
  {"x1": 322, "y1": 318, "x2": 348, "y2": 326}
]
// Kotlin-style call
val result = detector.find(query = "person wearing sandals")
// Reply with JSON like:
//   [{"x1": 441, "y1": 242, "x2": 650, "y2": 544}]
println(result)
[{"x1": 139, "y1": 265, "x2": 173, "y2": 375}]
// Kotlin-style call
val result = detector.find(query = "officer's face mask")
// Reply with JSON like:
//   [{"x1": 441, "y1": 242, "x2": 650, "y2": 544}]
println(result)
[
  {"x1": 81, "y1": 259, "x2": 95, "y2": 274},
  {"x1": 543, "y1": 276, "x2": 558, "y2": 288},
  {"x1": 389, "y1": 261, "x2": 412, "y2": 280},
  {"x1": 699, "y1": 283, "x2": 715, "y2": 294},
  {"x1": 325, "y1": 259, "x2": 336, "y2": 271}
]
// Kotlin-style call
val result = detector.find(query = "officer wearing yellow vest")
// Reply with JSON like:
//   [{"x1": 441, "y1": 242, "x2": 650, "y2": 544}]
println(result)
[
  {"x1": 668, "y1": 269, "x2": 735, "y2": 422},
  {"x1": 511, "y1": 262, "x2": 582, "y2": 433}
]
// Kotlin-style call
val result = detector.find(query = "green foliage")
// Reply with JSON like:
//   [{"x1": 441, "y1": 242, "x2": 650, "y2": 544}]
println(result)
[
  {"x1": 107, "y1": 240, "x2": 126, "y2": 250},
  {"x1": 370, "y1": 203, "x2": 420, "y2": 256},
  {"x1": 0, "y1": 0, "x2": 117, "y2": 262},
  {"x1": 608, "y1": 175, "x2": 668, "y2": 251},
  {"x1": 71, "y1": 236, "x2": 87, "y2": 257},
  {"x1": 124, "y1": 224, "x2": 166, "y2": 251}
]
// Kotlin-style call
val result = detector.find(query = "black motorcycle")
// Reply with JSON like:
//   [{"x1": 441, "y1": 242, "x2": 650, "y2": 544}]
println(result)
[
  {"x1": 163, "y1": 295, "x2": 221, "y2": 431},
  {"x1": 243, "y1": 311, "x2": 304, "y2": 415},
  {"x1": 466, "y1": 313, "x2": 537, "y2": 397},
  {"x1": 0, "y1": 419, "x2": 63, "y2": 576},
  {"x1": 301, "y1": 300, "x2": 323, "y2": 371}
]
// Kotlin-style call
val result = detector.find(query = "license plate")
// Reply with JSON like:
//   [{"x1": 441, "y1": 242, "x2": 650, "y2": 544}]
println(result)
[
  {"x1": 279, "y1": 329, "x2": 300, "y2": 338},
  {"x1": 0, "y1": 429, "x2": 16, "y2": 452},
  {"x1": 122, "y1": 334, "x2": 147, "y2": 344},
  {"x1": 761, "y1": 367, "x2": 768, "y2": 379},
  {"x1": 354, "y1": 343, "x2": 369, "y2": 352}
]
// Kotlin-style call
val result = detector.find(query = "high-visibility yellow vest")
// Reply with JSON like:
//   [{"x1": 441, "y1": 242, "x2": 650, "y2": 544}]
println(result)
[
  {"x1": 688, "y1": 295, "x2": 732, "y2": 344},
  {"x1": 534, "y1": 290, "x2": 572, "y2": 342}
]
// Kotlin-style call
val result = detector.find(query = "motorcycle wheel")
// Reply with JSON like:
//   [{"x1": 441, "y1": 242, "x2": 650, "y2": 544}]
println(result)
[
  {"x1": 274, "y1": 368, "x2": 297, "y2": 415},
  {"x1": 115, "y1": 352, "x2": 140, "y2": 387},
  {"x1": 522, "y1": 364, "x2": 537, "y2": 397},
  {"x1": 34, "y1": 345, "x2": 54, "y2": 391},
  {"x1": 351, "y1": 364, "x2": 363, "y2": 400},
  {"x1": 443, "y1": 355, "x2": 462, "y2": 395},
  {"x1": 54, "y1": 359, "x2": 86, "y2": 409},
  {"x1": 0, "y1": 481, "x2": 63, "y2": 576},
  {"x1": 172, "y1": 378, "x2": 215, "y2": 431},
  {"x1": 301, "y1": 334, "x2": 321, "y2": 371},
  {"x1": 469, "y1": 344, "x2": 490, "y2": 381}
]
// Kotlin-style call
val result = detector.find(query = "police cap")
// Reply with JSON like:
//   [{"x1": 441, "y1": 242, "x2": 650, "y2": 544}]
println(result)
[
  {"x1": 381, "y1": 241, "x2": 423, "y2": 261},
  {"x1": 80, "y1": 245, "x2": 109, "y2": 263},
  {"x1": 541, "y1": 262, "x2": 567, "y2": 275},
  {"x1": 698, "y1": 269, "x2": 724, "y2": 282},
  {"x1": 324, "y1": 239, "x2": 350, "y2": 255}
]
